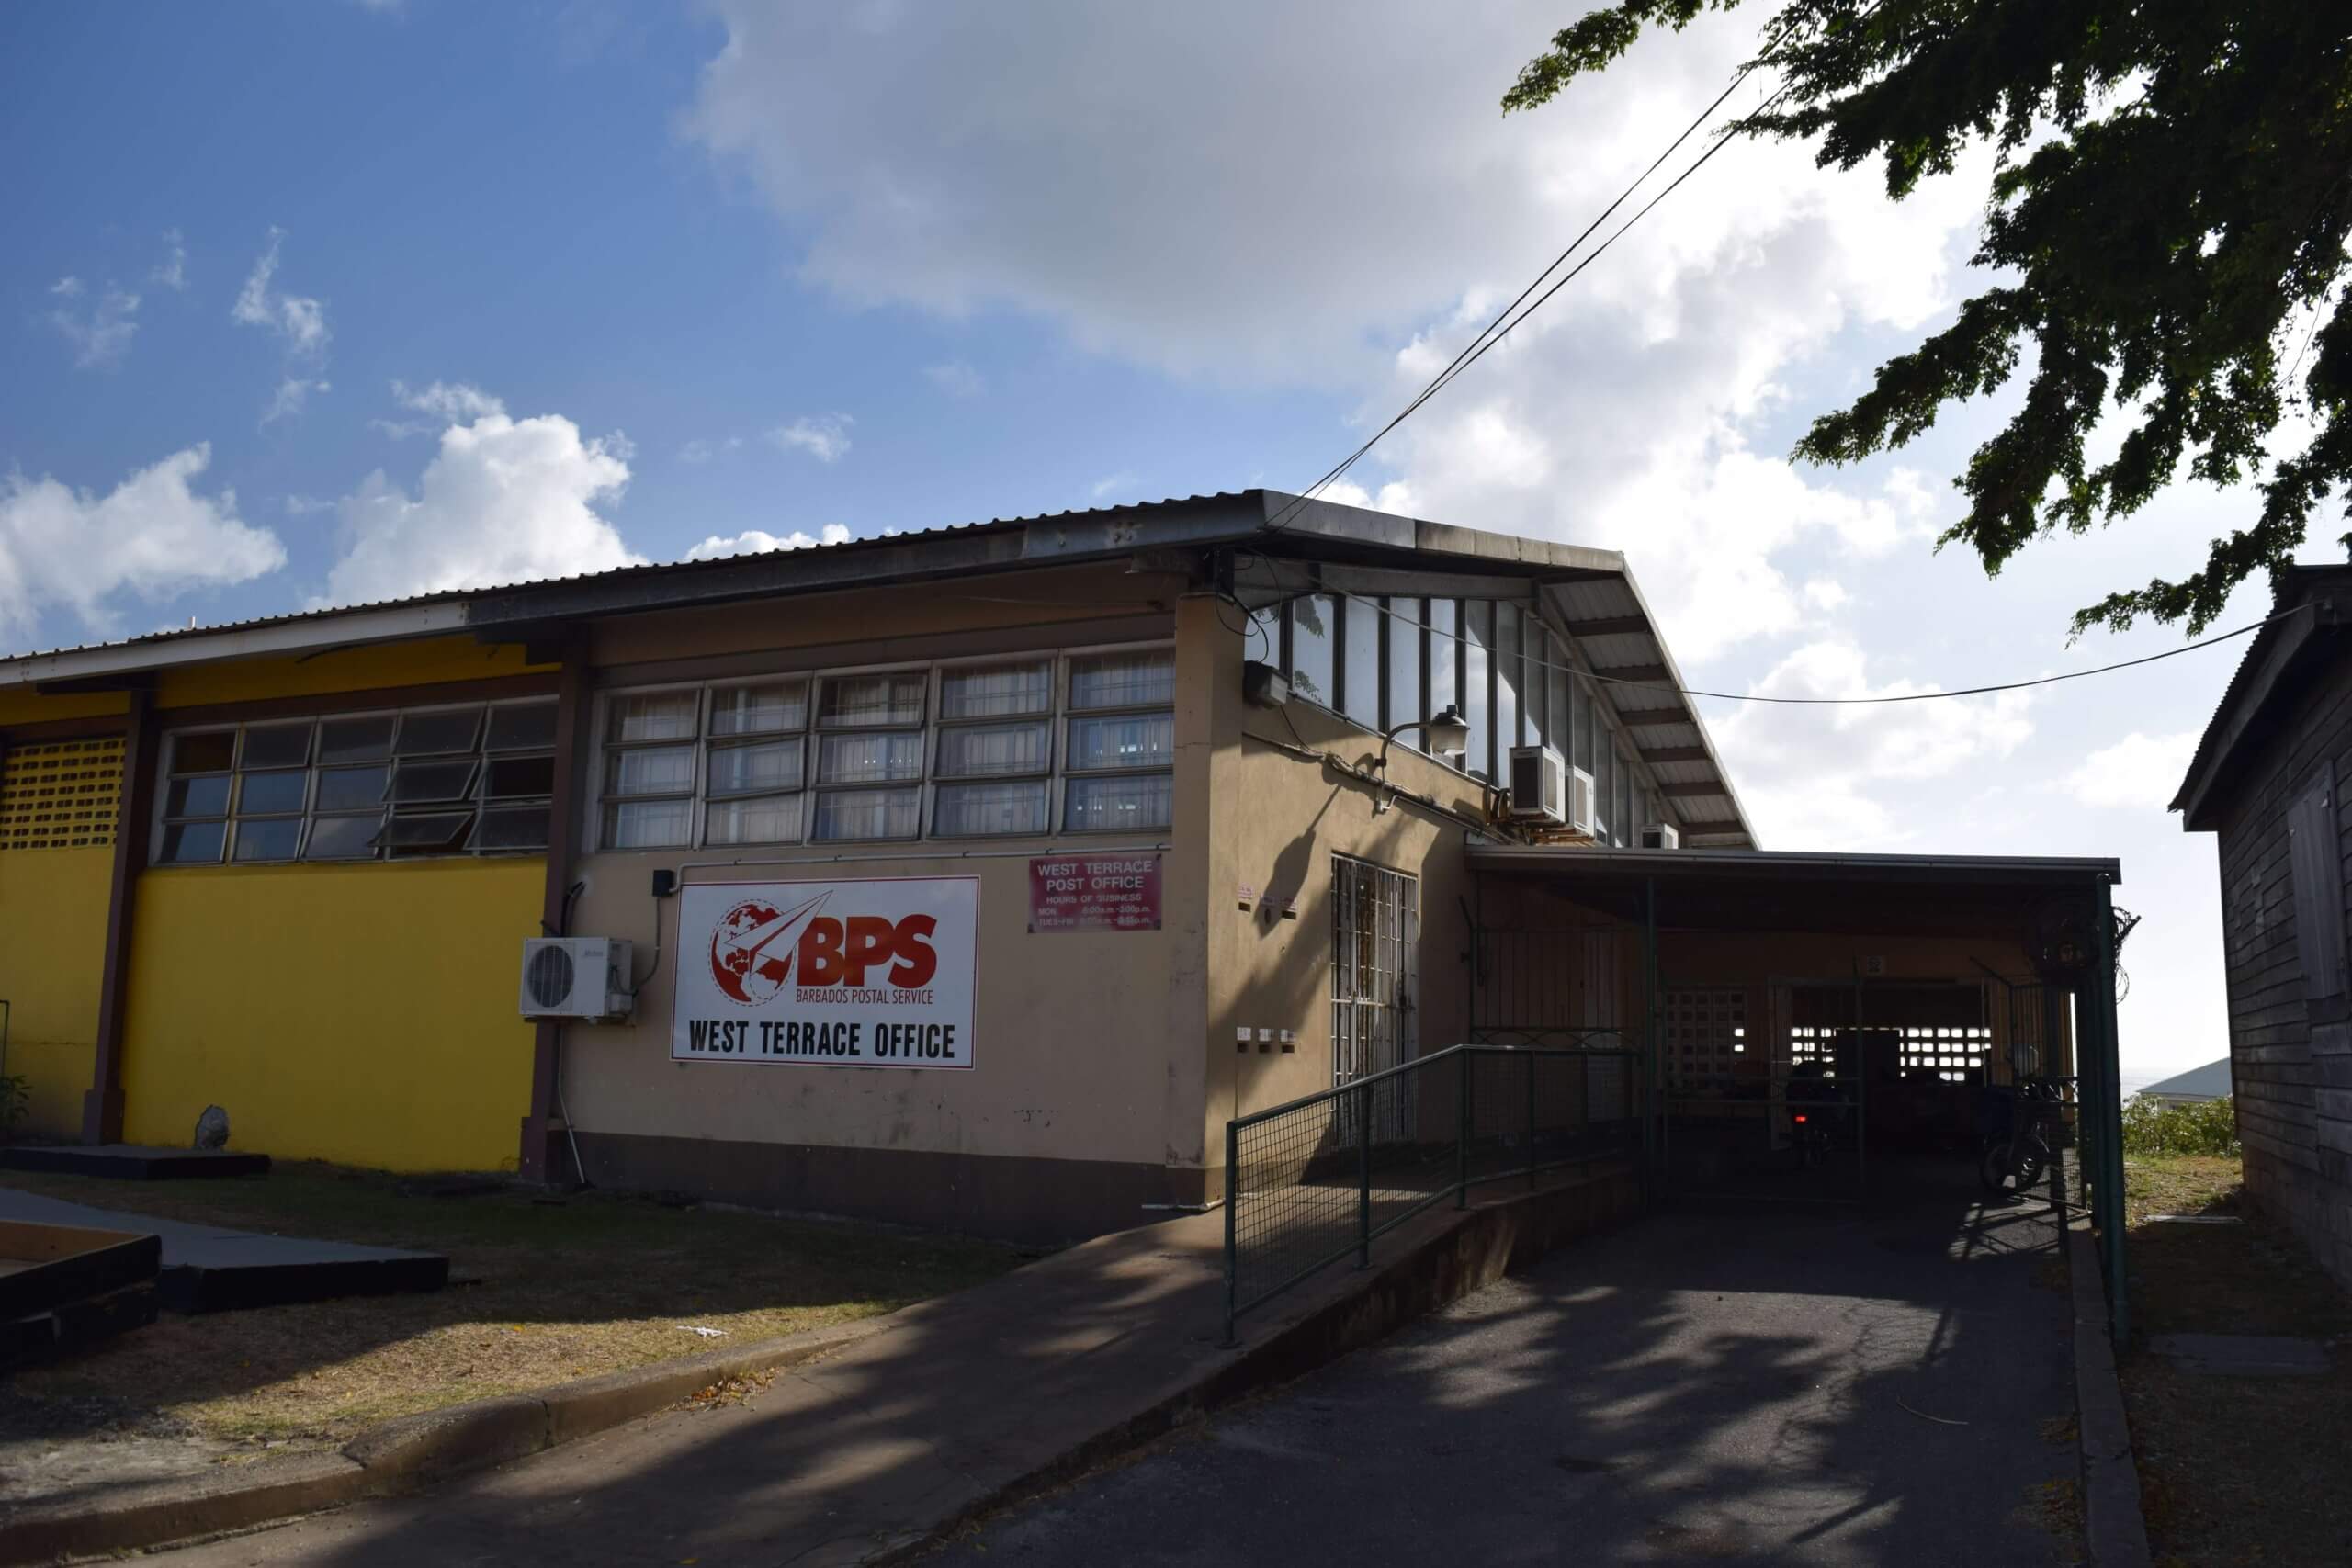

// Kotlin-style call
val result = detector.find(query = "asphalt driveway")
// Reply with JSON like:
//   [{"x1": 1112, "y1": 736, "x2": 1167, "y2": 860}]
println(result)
[{"x1": 935, "y1": 1161, "x2": 2078, "y2": 1567}]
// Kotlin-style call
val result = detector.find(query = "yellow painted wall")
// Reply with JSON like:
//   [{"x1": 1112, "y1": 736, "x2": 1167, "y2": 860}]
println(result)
[
  {"x1": 0, "y1": 846, "x2": 111, "y2": 1139},
  {"x1": 0, "y1": 688, "x2": 130, "y2": 728},
  {"x1": 120, "y1": 858, "x2": 544, "y2": 1170},
  {"x1": 157, "y1": 637, "x2": 552, "y2": 709}
]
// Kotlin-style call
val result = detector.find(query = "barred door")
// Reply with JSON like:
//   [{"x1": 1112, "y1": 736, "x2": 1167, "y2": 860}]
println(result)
[{"x1": 1331, "y1": 855, "x2": 1419, "y2": 1142}]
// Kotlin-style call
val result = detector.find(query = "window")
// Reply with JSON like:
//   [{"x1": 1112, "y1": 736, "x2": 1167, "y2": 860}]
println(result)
[
  {"x1": 1427, "y1": 600, "x2": 1458, "y2": 755},
  {"x1": 1341, "y1": 596, "x2": 1380, "y2": 730},
  {"x1": 593, "y1": 645, "x2": 1175, "y2": 849},
  {"x1": 1545, "y1": 631, "x2": 1570, "y2": 761},
  {"x1": 1288, "y1": 596, "x2": 1334, "y2": 706},
  {"x1": 1386, "y1": 598, "x2": 1423, "y2": 736},
  {"x1": 155, "y1": 698, "x2": 556, "y2": 866},
  {"x1": 1464, "y1": 601, "x2": 1492, "y2": 781},
  {"x1": 1495, "y1": 602, "x2": 1522, "y2": 755},
  {"x1": 1064, "y1": 649, "x2": 1175, "y2": 833}
]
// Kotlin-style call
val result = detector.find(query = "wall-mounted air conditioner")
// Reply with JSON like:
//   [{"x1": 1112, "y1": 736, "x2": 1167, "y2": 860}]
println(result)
[
  {"x1": 1640, "y1": 822, "x2": 1680, "y2": 850},
  {"x1": 1566, "y1": 766, "x2": 1597, "y2": 835},
  {"x1": 1506, "y1": 746, "x2": 1568, "y2": 824},
  {"x1": 519, "y1": 937, "x2": 635, "y2": 1021}
]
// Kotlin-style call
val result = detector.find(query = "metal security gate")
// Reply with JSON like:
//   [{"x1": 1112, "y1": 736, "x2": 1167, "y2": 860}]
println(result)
[{"x1": 1331, "y1": 855, "x2": 1418, "y2": 1141}]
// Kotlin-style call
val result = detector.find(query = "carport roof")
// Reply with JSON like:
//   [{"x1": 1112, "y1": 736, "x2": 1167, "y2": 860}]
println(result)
[{"x1": 1467, "y1": 843, "x2": 2120, "y2": 938}]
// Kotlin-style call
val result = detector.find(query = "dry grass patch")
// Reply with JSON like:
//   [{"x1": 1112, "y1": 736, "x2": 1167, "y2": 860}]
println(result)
[
  {"x1": 0, "y1": 1162, "x2": 1019, "y2": 1448},
  {"x1": 2119, "y1": 1155, "x2": 2352, "y2": 1567}
]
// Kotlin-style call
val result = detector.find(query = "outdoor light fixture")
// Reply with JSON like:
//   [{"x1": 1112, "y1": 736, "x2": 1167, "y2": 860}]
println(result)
[{"x1": 1371, "y1": 705, "x2": 1472, "y2": 812}]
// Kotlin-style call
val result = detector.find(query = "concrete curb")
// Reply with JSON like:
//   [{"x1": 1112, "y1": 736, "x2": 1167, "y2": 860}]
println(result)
[
  {"x1": 869, "y1": 1166, "x2": 1644, "y2": 1564},
  {"x1": 0, "y1": 1316, "x2": 888, "y2": 1565},
  {"x1": 2069, "y1": 1224, "x2": 2153, "y2": 1568}
]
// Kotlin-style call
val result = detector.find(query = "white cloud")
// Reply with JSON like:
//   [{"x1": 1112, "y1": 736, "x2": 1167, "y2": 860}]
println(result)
[
  {"x1": 48, "y1": 282, "x2": 141, "y2": 368},
  {"x1": 923, "y1": 360, "x2": 985, "y2": 398},
  {"x1": 0, "y1": 446, "x2": 286, "y2": 637},
  {"x1": 390, "y1": 378, "x2": 505, "y2": 422},
  {"x1": 767, "y1": 414, "x2": 853, "y2": 463},
  {"x1": 1707, "y1": 642, "x2": 2036, "y2": 850},
  {"x1": 323, "y1": 407, "x2": 640, "y2": 605},
  {"x1": 261, "y1": 376, "x2": 330, "y2": 427},
  {"x1": 683, "y1": 523, "x2": 853, "y2": 561},
  {"x1": 283, "y1": 493, "x2": 334, "y2": 516},
  {"x1": 232, "y1": 228, "x2": 329, "y2": 358},
  {"x1": 151, "y1": 229, "x2": 187, "y2": 291},
  {"x1": 2064, "y1": 730, "x2": 2199, "y2": 812},
  {"x1": 678, "y1": 435, "x2": 745, "y2": 465},
  {"x1": 1090, "y1": 470, "x2": 1140, "y2": 501},
  {"x1": 1801, "y1": 578, "x2": 1849, "y2": 612}
]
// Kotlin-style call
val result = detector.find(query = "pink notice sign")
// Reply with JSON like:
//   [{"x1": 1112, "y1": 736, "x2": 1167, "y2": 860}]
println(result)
[{"x1": 1027, "y1": 852, "x2": 1163, "y2": 933}]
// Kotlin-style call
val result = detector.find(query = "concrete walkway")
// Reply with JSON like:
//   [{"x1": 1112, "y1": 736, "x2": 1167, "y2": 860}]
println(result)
[
  {"x1": 933, "y1": 1163, "x2": 2078, "y2": 1567},
  {"x1": 141, "y1": 1168, "x2": 1637, "y2": 1567}
]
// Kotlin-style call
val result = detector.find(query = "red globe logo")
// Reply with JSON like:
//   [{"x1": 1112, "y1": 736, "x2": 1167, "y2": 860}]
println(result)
[{"x1": 708, "y1": 891, "x2": 830, "y2": 1007}]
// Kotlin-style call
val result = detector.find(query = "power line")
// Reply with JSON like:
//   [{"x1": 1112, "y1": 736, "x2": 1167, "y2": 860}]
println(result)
[
  {"x1": 1251, "y1": 572, "x2": 2305, "y2": 707},
  {"x1": 1260, "y1": 30, "x2": 1801, "y2": 538}
]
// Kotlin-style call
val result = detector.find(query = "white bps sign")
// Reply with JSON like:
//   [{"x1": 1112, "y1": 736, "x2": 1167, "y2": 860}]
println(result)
[{"x1": 671, "y1": 877, "x2": 979, "y2": 1070}]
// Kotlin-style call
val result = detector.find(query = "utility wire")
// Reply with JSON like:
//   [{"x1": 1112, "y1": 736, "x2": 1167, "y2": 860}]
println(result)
[
  {"x1": 1259, "y1": 31, "x2": 1803, "y2": 538},
  {"x1": 1253, "y1": 571, "x2": 2307, "y2": 707}
]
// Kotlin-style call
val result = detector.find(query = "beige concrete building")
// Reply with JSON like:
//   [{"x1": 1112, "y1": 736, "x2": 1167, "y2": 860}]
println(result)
[{"x1": 3, "y1": 491, "x2": 2132, "y2": 1257}]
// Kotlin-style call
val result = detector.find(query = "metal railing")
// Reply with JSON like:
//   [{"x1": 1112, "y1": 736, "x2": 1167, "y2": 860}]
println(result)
[{"x1": 1222, "y1": 1042, "x2": 1643, "y2": 1343}]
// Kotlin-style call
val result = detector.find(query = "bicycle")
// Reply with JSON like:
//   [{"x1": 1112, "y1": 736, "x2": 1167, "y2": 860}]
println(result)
[{"x1": 1979, "y1": 1075, "x2": 2072, "y2": 1197}]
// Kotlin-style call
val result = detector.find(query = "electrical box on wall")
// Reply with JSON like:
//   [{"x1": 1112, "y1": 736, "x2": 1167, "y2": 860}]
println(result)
[{"x1": 519, "y1": 938, "x2": 635, "y2": 1021}]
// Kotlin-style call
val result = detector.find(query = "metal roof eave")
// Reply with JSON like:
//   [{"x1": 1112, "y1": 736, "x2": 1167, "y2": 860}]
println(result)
[{"x1": 1466, "y1": 842, "x2": 2121, "y2": 887}]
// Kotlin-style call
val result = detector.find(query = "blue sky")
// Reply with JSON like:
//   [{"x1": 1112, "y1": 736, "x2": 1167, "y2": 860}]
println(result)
[{"x1": 6, "y1": 0, "x2": 2306, "y2": 1081}]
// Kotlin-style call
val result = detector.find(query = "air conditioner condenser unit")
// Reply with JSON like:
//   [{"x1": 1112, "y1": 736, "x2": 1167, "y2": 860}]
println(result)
[
  {"x1": 519, "y1": 937, "x2": 635, "y2": 1021},
  {"x1": 1640, "y1": 822, "x2": 1680, "y2": 851},
  {"x1": 1506, "y1": 746, "x2": 1569, "y2": 825}
]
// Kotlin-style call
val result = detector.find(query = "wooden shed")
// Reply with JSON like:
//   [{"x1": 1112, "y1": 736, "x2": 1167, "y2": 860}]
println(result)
[{"x1": 2172, "y1": 565, "x2": 2352, "y2": 1292}]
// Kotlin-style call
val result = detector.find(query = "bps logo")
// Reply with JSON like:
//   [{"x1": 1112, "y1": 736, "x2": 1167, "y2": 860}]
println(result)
[{"x1": 707, "y1": 891, "x2": 940, "y2": 1007}]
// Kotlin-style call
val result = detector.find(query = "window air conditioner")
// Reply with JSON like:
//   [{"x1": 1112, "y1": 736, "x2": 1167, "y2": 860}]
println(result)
[
  {"x1": 1640, "y1": 823, "x2": 1680, "y2": 851},
  {"x1": 1563, "y1": 766, "x2": 1597, "y2": 835},
  {"x1": 1505, "y1": 746, "x2": 1568, "y2": 824},
  {"x1": 519, "y1": 937, "x2": 635, "y2": 1021}
]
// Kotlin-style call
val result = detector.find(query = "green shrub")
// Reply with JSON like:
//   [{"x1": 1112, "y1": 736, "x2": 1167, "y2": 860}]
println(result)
[{"x1": 2120, "y1": 1093, "x2": 2240, "y2": 1157}]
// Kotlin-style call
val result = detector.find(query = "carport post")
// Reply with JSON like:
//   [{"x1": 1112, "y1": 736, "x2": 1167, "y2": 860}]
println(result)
[
  {"x1": 1644, "y1": 876, "x2": 1661, "y2": 1194},
  {"x1": 2091, "y1": 879, "x2": 2130, "y2": 1345}
]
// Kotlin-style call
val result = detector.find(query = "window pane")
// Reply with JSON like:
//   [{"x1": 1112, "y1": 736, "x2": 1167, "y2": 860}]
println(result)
[
  {"x1": 606, "y1": 745, "x2": 694, "y2": 797},
  {"x1": 1464, "y1": 602, "x2": 1492, "y2": 780},
  {"x1": 376, "y1": 811, "x2": 476, "y2": 854},
  {"x1": 934, "y1": 780, "x2": 1047, "y2": 837},
  {"x1": 232, "y1": 818, "x2": 302, "y2": 863},
  {"x1": 811, "y1": 786, "x2": 922, "y2": 841},
  {"x1": 311, "y1": 765, "x2": 389, "y2": 812},
  {"x1": 707, "y1": 739, "x2": 802, "y2": 797},
  {"x1": 1065, "y1": 773, "x2": 1172, "y2": 832},
  {"x1": 164, "y1": 774, "x2": 230, "y2": 818},
  {"x1": 486, "y1": 701, "x2": 559, "y2": 751},
  {"x1": 1546, "y1": 630, "x2": 1570, "y2": 758},
  {"x1": 471, "y1": 805, "x2": 553, "y2": 851},
  {"x1": 236, "y1": 770, "x2": 308, "y2": 816},
  {"x1": 155, "y1": 821, "x2": 226, "y2": 864},
  {"x1": 1428, "y1": 600, "x2": 1458, "y2": 732},
  {"x1": 1246, "y1": 604, "x2": 1281, "y2": 667},
  {"x1": 935, "y1": 721, "x2": 1050, "y2": 778},
  {"x1": 1496, "y1": 602, "x2": 1521, "y2": 755},
  {"x1": 394, "y1": 707, "x2": 486, "y2": 756},
  {"x1": 241, "y1": 722, "x2": 313, "y2": 769},
  {"x1": 611, "y1": 692, "x2": 698, "y2": 744},
  {"x1": 705, "y1": 793, "x2": 802, "y2": 846},
  {"x1": 818, "y1": 672, "x2": 925, "y2": 728},
  {"x1": 1068, "y1": 713, "x2": 1172, "y2": 772},
  {"x1": 1594, "y1": 739, "x2": 1611, "y2": 838},
  {"x1": 1342, "y1": 597, "x2": 1381, "y2": 728},
  {"x1": 708, "y1": 681, "x2": 806, "y2": 737},
  {"x1": 319, "y1": 716, "x2": 396, "y2": 766},
  {"x1": 605, "y1": 797, "x2": 692, "y2": 849},
  {"x1": 941, "y1": 661, "x2": 1050, "y2": 720},
  {"x1": 1570, "y1": 671, "x2": 1593, "y2": 772},
  {"x1": 303, "y1": 815, "x2": 381, "y2": 861},
  {"x1": 1386, "y1": 598, "x2": 1422, "y2": 735},
  {"x1": 486, "y1": 754, "x2": 558, "y2": 799},
  {"x1": 1289, "y1": 596, "x2": 1333, "y2": 705},
  {"x1": 389, "y1": 759, "x2": 480, "y2": 804},
  {"x1": 172, "y1": 732, "x2": 235, "y2": 773},
  {"x1": 1069, "y1": 649, "x2": 1173, "y2": 710},
  {"x1": 817, "y1": 731, "x2": 922, "y2": 784}
]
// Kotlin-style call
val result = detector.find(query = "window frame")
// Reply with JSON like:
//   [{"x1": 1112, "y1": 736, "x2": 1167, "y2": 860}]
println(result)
[
  {"x1": 152, "y1": 696, "x2": 559, "y2": 868},
  {"x1": 587, "y1": 639, "x2": 1177, "y2": 852}
]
